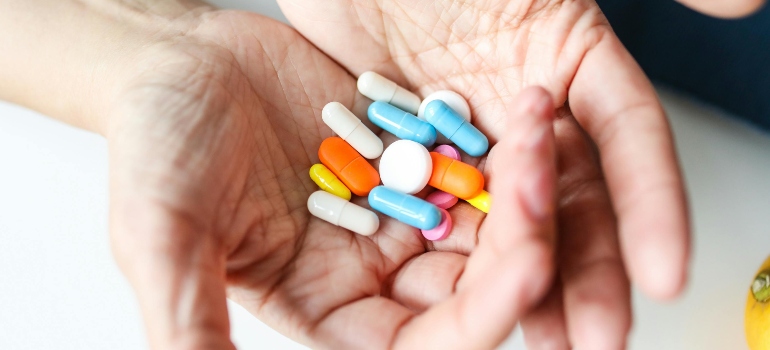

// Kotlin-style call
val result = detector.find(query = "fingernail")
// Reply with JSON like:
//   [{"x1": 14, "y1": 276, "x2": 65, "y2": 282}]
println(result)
[{"x1": 520, "y1": 165, "x2": 554, "y2": 221}]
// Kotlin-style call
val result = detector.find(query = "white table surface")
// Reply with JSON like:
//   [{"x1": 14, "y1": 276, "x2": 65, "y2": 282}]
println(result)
[{"x1": 1, "y1": 1, "x2": 769, "y2": 349}]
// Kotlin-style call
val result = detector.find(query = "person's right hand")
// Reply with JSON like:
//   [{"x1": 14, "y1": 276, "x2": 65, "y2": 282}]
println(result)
[
  {"x1": 276, "y1": 0, "x2": 693, "y2": 349},
  {"x1": 677, "y1": 0, "x2": 765, "y2": 18}
]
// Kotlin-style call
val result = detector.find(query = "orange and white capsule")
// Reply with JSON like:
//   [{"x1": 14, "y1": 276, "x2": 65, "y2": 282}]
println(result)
[{"x1": 428, "y1": 152, "x2": 484, "y2": 200}]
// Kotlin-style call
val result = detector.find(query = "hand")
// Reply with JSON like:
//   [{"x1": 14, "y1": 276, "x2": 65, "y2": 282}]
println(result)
[
  {"x1": 277, "y1": 0, "x2": 690, "y2": 348},
  {"x1": 676, "y1": 0, "x2": 765, "y2": 18},
  {"x1": 100, "y1": 5, "x2": 559, "y2": 349}
]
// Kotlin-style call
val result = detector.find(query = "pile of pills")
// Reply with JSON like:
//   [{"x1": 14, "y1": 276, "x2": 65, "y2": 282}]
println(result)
[{"x1": 307, "y1": 71, "x2": 492, "y2": 240}]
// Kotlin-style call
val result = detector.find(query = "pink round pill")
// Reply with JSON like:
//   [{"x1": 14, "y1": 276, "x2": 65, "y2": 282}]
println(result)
[
  {"x1": 433, "y1": 144, "x2": 461, "y2": 161},
  {"x1": 425, "y1": 190, "x2": 459, "y2": 209},
  {"x1": 421, "y1": 208, "x2": 453, "y2": 241}
]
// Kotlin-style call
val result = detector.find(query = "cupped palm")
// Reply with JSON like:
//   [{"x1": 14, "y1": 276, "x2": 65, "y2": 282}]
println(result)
[{"x1": 108, "y1": 9, "x2": 553, "y2": 349}]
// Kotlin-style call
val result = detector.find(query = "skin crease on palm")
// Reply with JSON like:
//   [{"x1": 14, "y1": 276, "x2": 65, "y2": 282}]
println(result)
[{"x1": 6, "y1": 0, "x2": 764, "y2": 349}]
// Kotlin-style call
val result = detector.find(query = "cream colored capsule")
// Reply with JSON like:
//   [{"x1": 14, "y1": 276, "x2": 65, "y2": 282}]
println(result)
[
  {"x1": 465, "y1": 190, "x2": 491, "y2": 213},
  {"x1": 309, "y1": 164, "x2": 351, "y2": 200},
  {"x1": 322, "y1": 102, "x2": 383, "y2": 159},
  {"x1": 357, "y1": 71, "x2": 421, "y2": 115},
  {"x1": 307, "y1": 191, "x2": 380, "y2": 236}
]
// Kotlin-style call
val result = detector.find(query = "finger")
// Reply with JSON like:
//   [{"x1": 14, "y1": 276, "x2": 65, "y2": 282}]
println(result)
[
  {"x1": 111, "y1": 200, "x2": 233, "y2": 349},
  {"x1": 424, "y1": 202, "x2": 484, "y2": 255},
  {"x1": 675, "y1": 0, "x2": 765, "y2": 18},
  {"x1": 393, "y1": 86, "x2": 558, "y2": 349},
  {"x1": 553, "y1": 115, "x2": 631, "y2": 349},
  {"x1": 568, "y1": 33, "x2": 690, "y2": 299},
  {"x1": 460, "y1": 86, "x2": 557, "y2": 284},
  {"x1": 520, "y1": 281, "x2": 570, "y2": 350},
  {"x1": 386, "y1": 251, "x2": 467, "y2": 312}
]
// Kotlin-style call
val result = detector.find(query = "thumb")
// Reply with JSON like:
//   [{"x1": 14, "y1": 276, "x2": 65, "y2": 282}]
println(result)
[{"x1": 111, "y1": 199, "x2": 234, "y2": 349}]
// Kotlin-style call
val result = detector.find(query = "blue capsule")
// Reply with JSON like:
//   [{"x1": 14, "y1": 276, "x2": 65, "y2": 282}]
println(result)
[
  {"x1": 424, "y1": 100, "x2": 489, "y2": 156},
  {"x1": 368, "y1": 102, "x2": 437, "y2": 147},
  {"x1": 368, "y1": 186, "x2": 441, "y2": 230}
]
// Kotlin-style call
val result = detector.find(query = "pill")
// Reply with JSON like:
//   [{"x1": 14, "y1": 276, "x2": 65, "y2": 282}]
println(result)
[
  {"x1": 425, "y1": 190, "x2": 459, "y2": 209},
  {"x1": 322, "y1": 102, "x2": 383, "y2": 159},
  {"x1": 309, "y1": 164, "x2": 352, "y2": 200},
  {"x1": 428, "y1": 152, "x2": 485, "y2": 199},
  {"x1": 465, "y1": 190, "x2": 492, "y2": 213},
  {"x1": 379, "y1": 140, "x2": 432, "y2": 194},
  {"x1": 421, "y1": 208, "x2": 453, "y2": 241},
  {"x1": 368, "y1": 186, "x2": 441, "y2": 230},
  {"x1": 417, "y1": 90, "x2": 472, "y2": 144},
  {"x1": 425, "y1": 100, "x2": 489, "y2": 156},
  {"x1": 318, "y1": 137, "x2": 380, "y2": 197},
  {"x1": 433, "y1": 144, "x2": 461, "y2": 161},
  {"x1": 368, "y1": 101, "x2": 437, "y2": 147},
  {"x1": 307, "y1": 191, "x2": 379, "y2": 236},
  {"x1": 357, "y1": 71, "x2": 421, "y2": 114}
]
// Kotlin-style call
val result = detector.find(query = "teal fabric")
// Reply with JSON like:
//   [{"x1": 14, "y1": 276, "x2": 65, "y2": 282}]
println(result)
[{"x1": 596, "y1": 0, "x2": 770, "y2": 130}]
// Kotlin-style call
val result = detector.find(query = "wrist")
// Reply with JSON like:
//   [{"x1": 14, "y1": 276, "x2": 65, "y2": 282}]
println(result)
[{"x1": 0, "y1": 0, "x2": 214, "y2": 134}]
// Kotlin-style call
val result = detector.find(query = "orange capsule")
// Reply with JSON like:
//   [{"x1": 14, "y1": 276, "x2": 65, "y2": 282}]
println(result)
[
  {"x1": 319, "y1": 137, "x2": 380, "y2": 197},
  {"x1": 428, "y1": 152, "x2": 484, "y2": 199}
]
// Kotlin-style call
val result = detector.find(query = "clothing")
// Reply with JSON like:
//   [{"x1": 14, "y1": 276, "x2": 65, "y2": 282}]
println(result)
[{"x1": 596, "y1": 0, "x2": 770, "y2": 130}]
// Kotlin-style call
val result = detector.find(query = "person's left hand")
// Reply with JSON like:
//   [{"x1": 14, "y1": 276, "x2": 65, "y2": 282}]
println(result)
[{"x1": 100, "y1": 5, "x2": 559, "y2": 349}]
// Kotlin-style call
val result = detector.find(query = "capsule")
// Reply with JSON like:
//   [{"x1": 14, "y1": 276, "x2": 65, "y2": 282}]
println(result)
[
  {"x1": 417, "y1": 90, "x2": 472, "y2": 144},
  {"x1": 368, "y1": 186, "x2": 441, "y2": 230},
  {"x1": 307, "y1": 191, "x2": 379, "y2": 236},
  {"x1": 465, "y1": 190, "x2": 492, "y2": 213},
  {"x1": 424, "y1": 100, "x2": 489, "y2": 156},
  {"x1": 428, "y1": 152, "x2": 484, "y2": 199},
  {"x1": 368, "y1": 102, "x2": 437, "y2": 147},
  {"x1": 322, "y1": 102, "x2": 383, "y2": 159},
  {"x1": 309, "y1": 164, "x2": 352, "y2": 200},
  {"x1": 318, "y1": 137, "x2": 380, "y2": 197},
  {"x1": 357, "y1": 71, "x2": 421, "y2": 114}
]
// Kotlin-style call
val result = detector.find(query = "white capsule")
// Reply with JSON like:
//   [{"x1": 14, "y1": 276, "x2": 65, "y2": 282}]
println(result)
[
  {"x1": 417, "y1": 90, "x2": 472, "y2": 144},
  {"x1": 379, "y1": 140, "x2": 432, "y2": 194},
  {"x1": 322, "y1": 102, "x2": 384, "y2": 159},
  {"x1": 307, "y1": 191, "x2": 380, "y2": 236},
  {"x1": 357, "y1": 71, "x2": 421, "y2": 115}
]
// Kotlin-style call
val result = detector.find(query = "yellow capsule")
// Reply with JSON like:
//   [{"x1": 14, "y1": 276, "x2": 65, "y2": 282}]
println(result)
[
  {"x1": 465, "y1": 190, "x2": 491, "y2": 213},
  {"x1": 309, "y1": 164, "x2": 352, "y2": 200}
]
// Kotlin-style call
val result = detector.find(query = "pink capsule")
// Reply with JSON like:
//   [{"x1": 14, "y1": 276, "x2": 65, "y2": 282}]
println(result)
[
  {"x1": 421, "y1": 208, "x2": 453, "y2": 241},
  {"x1": 433, "y1": 144, "x2": 461, "y2": 160},
  {"x1": 425, "y1": 190, "x2": 459, "y2": 209}
]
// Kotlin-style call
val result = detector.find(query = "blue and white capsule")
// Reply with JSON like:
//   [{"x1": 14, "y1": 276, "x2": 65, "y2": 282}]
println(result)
[
  {"x1": 368, "y1": 186, "x2": 441, "y2": 230},
  {"x1": 368, "y1": 102, "x2": 437, "y2": 147},
  {"x1": 424, "y1": 100, "x2": 489, "y2": 156}
]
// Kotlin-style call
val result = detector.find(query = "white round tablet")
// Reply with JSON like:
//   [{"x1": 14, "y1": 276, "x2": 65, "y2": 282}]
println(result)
[
  {"x1": 417, "y1": 90, "x2": 472, "y2": 144},
  {"x1": 379, "y1": 140, "x2": 432, "y2": 194},
  {"x1": 417, "y1": 90, "x2": 471, "y2": 122}
]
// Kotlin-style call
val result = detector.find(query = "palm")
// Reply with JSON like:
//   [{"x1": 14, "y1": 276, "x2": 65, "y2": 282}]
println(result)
[
  {"x1": 109, "y1": 11, "x2": 506, "y2": 349},
  {"x1": 278, "y1": 0, "x2": 689, "y2": 348}
]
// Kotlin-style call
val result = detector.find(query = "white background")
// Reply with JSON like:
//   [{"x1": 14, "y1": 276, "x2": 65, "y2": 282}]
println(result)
[{"x1": 1, "y1": 1, "x2": 769, "y2": 349}]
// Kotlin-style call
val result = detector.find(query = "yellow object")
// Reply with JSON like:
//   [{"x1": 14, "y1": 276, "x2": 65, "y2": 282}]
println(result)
[
  {"x1": 465, "y1": 190, "x2": 491, "y2": 213},
  {"x1": 746, "y1": 255, "x2": 770, "y2": 350},
  {"x1": 309, "y1": 164, "x2": 351, "y2": 200}
]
